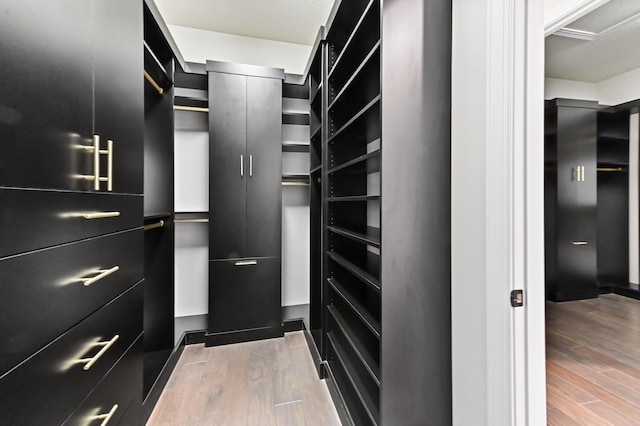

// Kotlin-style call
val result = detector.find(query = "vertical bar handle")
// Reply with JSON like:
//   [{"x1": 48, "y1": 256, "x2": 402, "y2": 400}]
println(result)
[
  {"x1": 93, "y1": 135, "x2": 100, "y2": 191},
  {"x1": 78, "y1": 335, "x2": 120, "y2": 370},
  {"x1": 240, "y1": 155, "x2": 244, "y2": 177},
  {"x1": 107, "y1": 140, "x2": 113, "y2": 191},
  {"x1": 250, "y1": 155, "x2": 253, "y2": 177},
  {"x1": 93, "y1": 404, "x2": 119, "y2": 426}
]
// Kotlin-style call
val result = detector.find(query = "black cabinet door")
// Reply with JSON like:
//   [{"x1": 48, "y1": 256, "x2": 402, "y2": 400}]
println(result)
[
  {"x1": 0, "y1": 0, "x2": 94, "y2": 191},
  {"x1": 246, "y1": 76, "x2": 282, "y2": 258},
  {"x1": 208, "y1": 258, "x2": 281, "y2": 333},
  {"x1": 209, "y1": 72, "x2": 247, "y2": 259},
  {"x1": 94, "y1": 0, "x2": 144, "y2": 195}
]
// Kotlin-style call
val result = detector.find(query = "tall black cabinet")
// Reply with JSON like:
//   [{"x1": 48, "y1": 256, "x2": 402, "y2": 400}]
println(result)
[
  {"x1": 545, "y1": 99, "x2": 600, "y2": 301},
  {"x1": 206, "y1": 62, "x2": 285, "y2": 346},
  {"x1": 0, "y1": 0, "x2": 144, "y2": 424}
]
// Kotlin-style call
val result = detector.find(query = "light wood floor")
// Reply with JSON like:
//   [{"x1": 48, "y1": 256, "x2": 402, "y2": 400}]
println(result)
[
  {"x1": 147, "y1": 332, "x2": 342, "y2": 426},
  {"x1": 547, "y1": 293, "x2": 640, "y2": 425}
]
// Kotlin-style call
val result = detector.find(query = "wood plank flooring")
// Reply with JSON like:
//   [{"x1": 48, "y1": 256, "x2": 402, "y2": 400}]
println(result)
[
  {"x1": 547, "y1": 293, "x2": 640, "y2": 425},
  {"x1": 147, "y1": 332, "x2": 341, "y2": 426}
]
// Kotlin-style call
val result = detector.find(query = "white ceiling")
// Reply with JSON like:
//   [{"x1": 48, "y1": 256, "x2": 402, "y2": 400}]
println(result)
[
  {"x1": 546, "y1": 0, "x2": 640, "y2": 82},
  {"x1": 153, "y1": 0, "x2": 334, "y2": 46}
]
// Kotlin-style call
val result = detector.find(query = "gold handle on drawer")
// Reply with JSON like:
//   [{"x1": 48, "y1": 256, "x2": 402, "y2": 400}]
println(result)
[
  {"x1": 81, "y1": 212, "x2": 121, "y2": 220},
  {"x1": 78, "y1": 335, "x2": 119, "y2": 370},
  {"x1": 92, "y1": 404, "x2": 118, "y2": 426},
  {"x1": 572, "y1": 241, "x2": 588, "y2": 245},
  {"x1": 82, "y1": 266, "x2": 120, "y2": 287},
  {"x1": 235, "y1": 260, "x2": 258, "y2": 266},
  {"x1": 106, "y1": 139, "x2": 113, "y2": 191},
  {"x1": 94, "y1": 135, "x2": 101, "y2": 191}
]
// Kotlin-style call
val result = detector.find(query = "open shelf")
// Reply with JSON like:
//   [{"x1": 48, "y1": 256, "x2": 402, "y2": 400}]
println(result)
[
  {"x1": 327, "y1": 252, "x2": 380, "y2": 292},
  {"x1": 283, "y1": 113, "x2": 311, "y2": 126},
  {"x1": 329, "y1": 149, "x2": 380, "y2": 175},
  {"x1": 327, "y1": 332, "x2": 380, "y2": 425},
  {"x1": 144, "y1": 41, "x2": 172, "y2": 94},
  {"x1": 283, "y1": 142, "x2": 310, "y2": 152},
  {"x1": 327, "y1": 0, "x2": 375, "y2": 71},
  {"x1": 328, "y1": 305, "x2": 380, "y2": 385},
  {"x1": 328, "y1": 225, "x2": 380, "y2": 248},
  {"x1": 330, "y1": 43, "x2": 380, "y2": 106},
  {"x1": 282, "y1": 174, "x2": 310, "y2": 185},
  {"x1": 310, "y1": 165, "x2": 322, "y2": 175},
  {"x1": 328, "y1": 195, "x2": 380, "y2": 202},
  {"x1": 328, "y1": 60, "x2": 380, "y2": 131},
  {"x1": 327, "y1": 276, "x2": 380, "y2": 337},
  {"x1": 329, "y1": 95, "x2": 381, "y2": 142}
]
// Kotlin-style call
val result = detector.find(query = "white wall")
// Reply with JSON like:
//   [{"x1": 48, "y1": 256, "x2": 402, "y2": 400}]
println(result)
[
  {"x1": 169, "y1": 25, "x2": 312, "y2": 75},
  {"x1": 544, "y1": 78, "x2": 597, "y2": 100},
  {"x1": 597, "y1": 67, "x2": 640, "y2": 106}
]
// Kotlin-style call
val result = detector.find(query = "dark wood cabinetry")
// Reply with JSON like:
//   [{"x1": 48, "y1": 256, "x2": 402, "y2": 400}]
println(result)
[
  {"x1": 206, "y1": 61, "x2": 284, "y2": 346},
  {"x1": 0, "y1": 1, "x2": 144, "y2": 424},
  {"x1": 545, "y1": 99, "x2": 600, "y2": 301},
  {"x1": 306, "y1": 0, "x2": 452, "y2": 424}
]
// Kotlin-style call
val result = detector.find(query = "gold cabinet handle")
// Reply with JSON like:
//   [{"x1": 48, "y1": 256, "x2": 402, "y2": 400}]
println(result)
[
  {"x1": 572, "y1": 241, "x2": 588, "y2": 245},
  {"x1": 81, "y1": 212, "x2": 121, "y2": 220},
  {"x1": 93, "y1": 135, "x2": 101, "y2": 191},
  {"x1": 235, "y1": 260, "x2": 258, "y2": 266},
  {"x1": 106, "y1": 139, "x2": 113, "y2": 191},
  {"x1": 92, "y1": 404, "x2": 119, "y2": 426},
  {"x1": 78, "y1": 335, "x2": 119, "y2": 371},
  {"x1": 81, "y1": 266, "x2": 120, "y2": 287}
]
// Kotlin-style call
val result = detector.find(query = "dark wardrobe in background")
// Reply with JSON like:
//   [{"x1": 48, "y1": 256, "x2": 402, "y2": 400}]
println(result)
[{"x1": 545, "y1": 98, "x2": 633, "y2": 301}]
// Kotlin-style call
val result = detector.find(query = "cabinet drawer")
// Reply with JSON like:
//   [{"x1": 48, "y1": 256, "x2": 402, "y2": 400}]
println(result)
[
  {"x1": 209, "y1": 257, "x2": 281, "y2": 333},
  {"x1": 63, "y1": 335, "x2": 142, "y2": 426},
  {"x1": 0, "y1": 229, "x2": 143, "y2": 376},
  {"x1": 0, "y1": 282, "x2": 142, "y2": 426},
  {"x1": 0, "y1": 188, "x2": 142, "y2": 258}
]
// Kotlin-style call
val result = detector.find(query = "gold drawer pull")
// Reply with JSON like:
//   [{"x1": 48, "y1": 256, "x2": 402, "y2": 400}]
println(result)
[
  {"x1": 572, "y1": 241, "x2": 588, "y2": 245},
  {"x1": 92, "y1": 404, "x2": 118, "y2": 426},
  {"x1": 81, "y1": 212, "x2": 121, "y2": 220},
  {"x1": 82, "y1": 266, "x2": 120, "y2": 287},
  {"x1": 78, "y1": 335, "x2": 119, "y2": 370},
  {"x1": 235, "y1": 260, "x2": 257, "y2": 266}
]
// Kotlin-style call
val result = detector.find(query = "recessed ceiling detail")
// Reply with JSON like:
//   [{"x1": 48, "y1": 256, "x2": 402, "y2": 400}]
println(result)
[
  {"x1": 154, "y1": 0, "x2": 334, "y2": 46},
  {"x1": 546, "y1": 0, "x2": 640, "y2": 82}
]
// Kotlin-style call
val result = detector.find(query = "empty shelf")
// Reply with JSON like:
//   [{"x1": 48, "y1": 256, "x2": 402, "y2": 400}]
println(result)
[
  {"x1": 328, "y1": 225, "x2": 380, "y2": 248},
  {"x1": 282, "y1": 142, "x2": 310, "y2": 152},
  {"x1": 327, "y1": 278, "x2": 381, "y2": 338},
  {"x1": 328, "y1": 149, "x2": 381, "y2": 175},
  {"x1": 328, "y1": 195, "x2": 380, "y2": 202},
  {"x1": 327, "y1": 252, "x2": 380, "y2": 293}
]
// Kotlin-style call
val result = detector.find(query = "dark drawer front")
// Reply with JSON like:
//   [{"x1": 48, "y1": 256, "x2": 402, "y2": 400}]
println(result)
[
  {"x1": 0, "y1": 282, "x2": 142, "y2": 426},
  {"x1": 0, "y1": 229, "x2": 143, "y2": 376},
  {"x1": 209, "y1": 257, "x2": 281, "y2": 333},
  {"x1": 0, "y1": 188, "x2": 142, "y2": 258},
  {"x1": 63, "y1": 335, "x2": 143, "y2": 426}
]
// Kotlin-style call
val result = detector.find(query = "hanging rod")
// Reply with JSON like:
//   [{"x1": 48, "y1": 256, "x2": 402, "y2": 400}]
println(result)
[
  {"x1": 174, "y1": 105, "x2": 209, "y2": 113},
  {"x1": 144, "y1": 220, "x2": 165, "y2": 231},
  {"x1": 175, "y1": 218, "x2": 209, "y2": 223},
  {"x1": 144, "y1": 70, "x2": 164, "y2": 95},
  {"x1": 597, "y1": 167, "x2": 624, "y2": 172},
  {"x1": 282, "y1": 182, "x2": 310, "y2": 186}
]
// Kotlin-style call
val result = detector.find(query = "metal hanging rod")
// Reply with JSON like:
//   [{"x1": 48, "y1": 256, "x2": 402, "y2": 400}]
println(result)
[
  {"x1": 144, "y1": 70, "x2": 164, "y2": 95},
  {"x1": 597, "y1": 167, "x2": 624, "y2": 172},
  {"x1": 175, "y1": 218, "x2": 209, "y2": 223},
  {"x1": 144, "y1": 220, "x2": 165, "y2": 231},
  {"x1": 174, "y1": 105, "x2": 209, "y2": 113}
]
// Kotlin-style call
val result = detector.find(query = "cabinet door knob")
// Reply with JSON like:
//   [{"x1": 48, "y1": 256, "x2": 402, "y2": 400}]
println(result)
[
  {"x1": 92, "y1": 404, "x2": 119, "y2": 426},
  {"x1": 77, "y1": 335, "x2": 120, "y2": 370}
]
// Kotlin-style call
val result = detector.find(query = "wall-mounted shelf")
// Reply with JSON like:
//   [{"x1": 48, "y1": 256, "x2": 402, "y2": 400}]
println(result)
[
  {"x1": 282, "y1": 142, "x2": 310, "y2": 152},
  {"x1": 283, "y1": 113, "x2": 311, "y2": 125}
]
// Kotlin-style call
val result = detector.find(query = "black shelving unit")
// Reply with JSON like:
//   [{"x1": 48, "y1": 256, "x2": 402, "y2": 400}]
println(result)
[
  {"x1": 305, "y1": 0, "x2": 452, "y2": 424},
  {"x1": 597, "y1": 109, "x2": 630, "y2": 288}
]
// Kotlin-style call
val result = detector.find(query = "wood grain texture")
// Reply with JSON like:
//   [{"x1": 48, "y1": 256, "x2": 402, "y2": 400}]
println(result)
[
  {"x1": 147, "y1": 332, "x2": 340, "y2": 425},
  {"x1": 547, "y1": 294, "x2": 640, "y2": 424}
]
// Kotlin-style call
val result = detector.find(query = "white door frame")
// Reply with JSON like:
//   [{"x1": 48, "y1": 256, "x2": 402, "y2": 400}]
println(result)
[{"x1": 452, "y1": 0, "x2": 546, "y2": 424}]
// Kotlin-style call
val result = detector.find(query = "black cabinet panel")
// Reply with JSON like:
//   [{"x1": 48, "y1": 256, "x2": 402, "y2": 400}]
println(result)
[
  {"x1": 94, "y1": 0, "x2": 144, "y2": 195},
  {"x1": 209, "y1": 72, "x2": 247, "y2": 259},
  {"x1": 0, "y1": 0, "x2": 93, "y2": 191},
  {"x1": 0, "y1": 188, "x2": 142, "y2": 258},
  {"x1": 0, "y1": 230, "x2": 142, "y2": 376},
  {"x1": 0, "y1": 282, "x2": 142, "y2": 425},
  {"x1": 208, "y1": 258, "x2": 281, "y2": 333},
  {"x1": 246, "y1": 76, "x2": 282, "y2": 257},
  {"x1": 62, "y1": 335, "x2": 143, "y2": 426}
]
